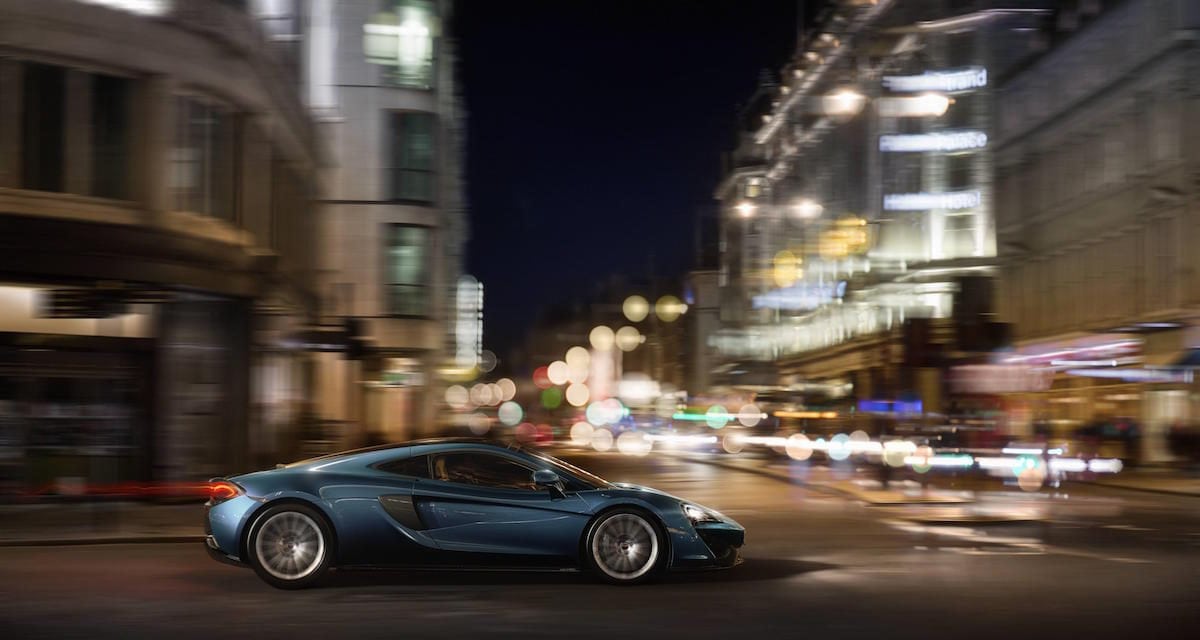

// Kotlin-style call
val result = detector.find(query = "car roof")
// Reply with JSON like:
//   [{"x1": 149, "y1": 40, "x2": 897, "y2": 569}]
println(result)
[{"x1": 282, "y1": 437, "x2": 521, "y2": 468}]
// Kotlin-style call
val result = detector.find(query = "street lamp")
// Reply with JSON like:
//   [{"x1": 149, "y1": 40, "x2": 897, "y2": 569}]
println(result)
[
  {"x1": 792, "y1": 198, "x2": 824, "y2": 219},
  {"x1": 822, "y1": 88, "x2": 866, "y2": 116}
]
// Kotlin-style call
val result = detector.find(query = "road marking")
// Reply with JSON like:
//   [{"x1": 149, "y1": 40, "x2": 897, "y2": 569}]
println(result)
[{"x1": 1101, "y1": 524, "x2": 1154, "y2": 532}]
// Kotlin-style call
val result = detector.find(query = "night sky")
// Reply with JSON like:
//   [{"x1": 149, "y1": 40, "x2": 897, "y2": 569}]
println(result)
[{"x1": 454, "y1": 1, "x2": 806, "y2": 358}]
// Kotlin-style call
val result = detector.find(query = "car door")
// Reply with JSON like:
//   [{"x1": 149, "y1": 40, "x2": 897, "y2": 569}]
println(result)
[
  {"x1": 320, "y1": 454, "x2": 440, "y2": 566},
  {"x1": 412, "y1": 449, "x2": 593, "y2": 558}
]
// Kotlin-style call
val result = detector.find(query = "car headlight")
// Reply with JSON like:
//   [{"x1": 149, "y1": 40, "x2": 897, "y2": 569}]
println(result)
[{"x1": 682, "y1": 502, "x2": 722, "y2": 524}]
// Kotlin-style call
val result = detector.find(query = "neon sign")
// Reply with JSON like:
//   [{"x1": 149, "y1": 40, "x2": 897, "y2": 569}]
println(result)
[
  {"x1": 883, "y1": 67, "x2": 987, "y2": 93},
  {"x1": 880, "y1": 130, "x2": 987, "y2": 152},
  {"x1": 883, "y1": 190, "x2": 980, "y2": 211}
]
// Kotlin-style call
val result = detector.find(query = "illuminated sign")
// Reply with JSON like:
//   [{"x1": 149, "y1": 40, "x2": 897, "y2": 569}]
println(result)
[
  {"x1": 884, "y1": 190, "x2": 980, "y2": 211},
  {"x1": 455, "y1": 276, "x2": 483, "y2": 368},
  {"x1": 876, "y1": 94, "x2": 952, "y2": 118},
  {"x1": 880, "y1": 130, "x2": 987, "y2": 152},
  {"x1": 1064, "y1": 368, "x2": 1192, "y2": 383},
  {"x1": 950, "y1": 365, "x2": 1054, "y2": 393},
  {"x1": 857, "y1": 399, "x2": 923, "y2": 415},
  {"x1": 77, "y1": 0, "x2": 169, "y2": 15},
  {"x1": 752, "y1": 281, "x2": 847, "y2": 311},
  {"x1": 883, "y1": 67, "x2": 987, "y2": 93}
]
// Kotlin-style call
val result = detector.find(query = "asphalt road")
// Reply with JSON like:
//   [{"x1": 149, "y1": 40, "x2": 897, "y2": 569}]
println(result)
[{"x1": 2, "y1": 452, "x2": 1198, "y2": 639}]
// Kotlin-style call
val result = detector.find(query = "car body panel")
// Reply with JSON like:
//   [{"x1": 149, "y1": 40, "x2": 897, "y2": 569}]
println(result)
[{"x1": 204, "y1": 439, "x2": 744, "y2": 572}]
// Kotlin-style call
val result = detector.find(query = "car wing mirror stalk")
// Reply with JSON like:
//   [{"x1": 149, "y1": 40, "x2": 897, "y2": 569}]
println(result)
[{"x1": 533, "y1": 469, "x2": 567, "y2": 499}]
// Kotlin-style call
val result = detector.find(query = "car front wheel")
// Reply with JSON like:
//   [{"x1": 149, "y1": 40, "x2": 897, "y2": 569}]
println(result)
[
  {"x1": 246, "y1": 503, "x2": 332, "y2": 589},
  {"x1": 584, "y1": 509, "x2": 665, "y2": 585}
]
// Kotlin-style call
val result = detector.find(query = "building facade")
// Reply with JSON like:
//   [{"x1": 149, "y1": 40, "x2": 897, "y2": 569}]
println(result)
[
  {"x1": 305, "y1": 0, "x2": 468, "y2": 444},
  {"x1": 994, "y1": 0, "x2": 1200, "y2": 460},
  {"x1": 0, "y1": 0, "x2": 321, "y2": 492},
  {"x1": 709, "y1": 1, "x2": 1048, "y2": 424}
]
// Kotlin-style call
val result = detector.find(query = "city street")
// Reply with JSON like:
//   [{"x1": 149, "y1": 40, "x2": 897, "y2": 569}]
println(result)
[{"x1": 2, "y1": 453, "x2": 1198, "y2": 639}]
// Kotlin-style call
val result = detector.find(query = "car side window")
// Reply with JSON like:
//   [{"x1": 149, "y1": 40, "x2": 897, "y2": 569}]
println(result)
[
  {"x1": 377, "y1": 454, "x2": 431, "y2": 478},
  {"x1": 431, "y1": 452, "x2": 537, "y2": 491}
]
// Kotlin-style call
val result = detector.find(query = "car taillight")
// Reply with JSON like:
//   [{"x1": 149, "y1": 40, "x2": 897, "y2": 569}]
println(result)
[{"x1": 207, "y1": 480, "x2": 243, "y2": 503}]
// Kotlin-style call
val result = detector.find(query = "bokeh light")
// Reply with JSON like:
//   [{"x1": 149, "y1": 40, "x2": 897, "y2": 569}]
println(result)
[
  {"x1": 540, "y1": 386, "x2": 563, "y2": 409},
  {"x1": 496, "y1": 378, "x2": 517, "y2": 402},
  {"x1": 910, "y1": 445, "x2": 934, "y2": 473},
  {"x1": 566, "y1": 363, "x2": 588, "y2": 384},
  {"x1": 497, "y1": 401, "x2": 523, "y2": 426},
  {"x1": 883, "y1": 440, "x2": 916, "y2": 467},
  {"x1": 722, "y1": 434, "x2": 745, "y2": 454},
  {"x1": 589, "y1": 325, "x2": 615, "y2": 351},
  {"x1": 547, "y1": 360, "x2": 569, "y2": 385},
  {"x1": 444, "y1": 385, "x2": 469, "y2": 410},
  {"x1": 469, "y1": 383, "x2": 493, "y2": 407},
  {"x1": 622, "y1": 295, "x2": 649, "y2": 322},
  {"x1": 616, "y1": 431, "x2": 652, "y2": 456},
  {"x1": 565, "y1": 346, "x2": 590, "y2": 370},
  {"x1": 467, "y1": 412, "x2": 490, "y2": 435},
  {"x1": 737, "y1": 404, "x2": 762, "y2": 427},
  {"x1": 569, "y1": 421, "x2": 594, "y2": 446},
  {"x1": 533, "y1": 366, "x2": 551, "y2": 389},
  {"x1": 591, "y1": 427, "x2": 614, "y2": 452},
  {"x1": 565, "y1": 382, "x2": 590, "y2": 407},
  {"x1": 615, "y1": 326, "x2": 642, "y2": 352},
  {"x1": 772, "y1": 250, "x2": 803, "y2": 287},
  {"x1": 785, "y1": 434, "x2": 814, "y2": 461},
  {"x1": 478, "y1": 350, "x2": 497, "y2": 373},
  {"x1": 828, "y1": 433, "x2": 851, "y2": 461},
  {"x1": 654, "y1": 295, "x2": 684, "y2": 322},
  {"x1": 705, "y1": 405, "x2": 730, "y2": 429},
  {"x1": 515, "y1": 422, "x2": 536, "y2": 443}
]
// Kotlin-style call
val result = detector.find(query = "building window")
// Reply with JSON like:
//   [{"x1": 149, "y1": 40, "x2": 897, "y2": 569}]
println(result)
[
  {"x1": 387, "y1": 224, "x2": 431, "y2": 316},
  {"x1": 21, "y1": 63, "x2": 66, "y2": 192},
  {"x1": 91, "y1": 74, "x2": 131, "y2": 200},
  {"x1": 365, "y1": 0, "x2": 437, "y2": 89},
  {"x1": 170, "y1": 96, "x2": 236, "y2": 220},
  {"x1": 387, "y1": 111, "x2": 435, "y2": 203}
]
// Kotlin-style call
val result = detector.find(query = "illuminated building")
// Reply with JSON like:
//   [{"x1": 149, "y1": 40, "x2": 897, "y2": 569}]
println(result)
[
  {"x1": 0, "y1": 0, "x2": 320, "y2": 488},
  {"x1": 711, "y1": 1, "x2": 1050, "y2": 414},
  {"x1": 993, "y1": 0, "x2": 1200, "y2": 461},
  {"x1": 301, "y1": 0, "x2": 468, "y2": 443}
]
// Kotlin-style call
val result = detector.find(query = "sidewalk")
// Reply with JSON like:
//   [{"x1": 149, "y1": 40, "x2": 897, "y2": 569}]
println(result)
[
  {"x1": 674, "y1": 452, "x2": 974, "y2": 505},
  {"x1": 1086, "y1": 468, "x2": 1200, "y2": 497},
  {"x1": 678, "y1": 451, "x2": 1200, "y2": 499},
  {"x1": 0, "y1": 501, "x2": 205, "y2": 546}
]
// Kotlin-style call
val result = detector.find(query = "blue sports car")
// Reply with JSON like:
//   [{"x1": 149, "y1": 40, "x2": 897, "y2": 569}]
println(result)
[{"x1": 205, "y1": 438, "x2": 744, "y2": 588}]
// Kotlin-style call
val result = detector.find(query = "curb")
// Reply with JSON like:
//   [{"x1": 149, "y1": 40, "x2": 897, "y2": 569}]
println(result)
[
  {"x1": 1076, "y1": 480, "x2": 1200, "y2": 498},
  {"x1": 0, "y1": 534, "x2": 205, "y2": 547}
]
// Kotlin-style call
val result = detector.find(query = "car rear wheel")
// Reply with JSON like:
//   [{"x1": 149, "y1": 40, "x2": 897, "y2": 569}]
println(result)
[
  {"x1": 246, "y1": 503, "x2": 332, "y2": 589},
  {"x1": 584, "y1": 509, "x2": 664, "y2": 585}
]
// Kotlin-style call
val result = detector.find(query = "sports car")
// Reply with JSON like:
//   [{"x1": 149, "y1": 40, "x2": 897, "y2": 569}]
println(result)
[{"x1": 204, "y1": 438, "x2": 744, "y2": 588}]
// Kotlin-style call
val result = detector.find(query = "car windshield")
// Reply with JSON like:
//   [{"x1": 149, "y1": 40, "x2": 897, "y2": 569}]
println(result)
[{"x1": 523, "y1": 449, "x2": 613, "y2": 490}]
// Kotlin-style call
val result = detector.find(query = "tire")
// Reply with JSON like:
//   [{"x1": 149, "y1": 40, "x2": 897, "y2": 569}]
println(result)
[
  {"x1": 245, "y1": 503, "x2": 333, "y2": 590},
  {"x1": 583, "y1": 508, "x2": 666, "y2": 585}
]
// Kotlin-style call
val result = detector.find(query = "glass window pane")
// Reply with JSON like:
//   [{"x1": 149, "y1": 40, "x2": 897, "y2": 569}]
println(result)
[
  {"x1": 387, "y1": 225, "x2": 429, "y2": 315},
  {"x1": 92, "y1": 74, "x2": 130, "y2": 200},
  {"x1": 366, "y1": 0, "x2": 436, "y2": 88},
  {"x1": 21, "y1": 63, "x2": 66, "y2": 192},
  {"x1": 431, "y1": 453, "x2": 536, "y2": 491},
  {"x1": 378, "y1": 454, "x2": 430, "y2": 478},
  {"x1": 387, "y1": 111, "x2": 435, "y2": 202}
]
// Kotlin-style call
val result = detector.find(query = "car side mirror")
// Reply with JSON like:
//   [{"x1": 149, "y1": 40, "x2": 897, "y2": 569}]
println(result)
[{"x1": 533, "y1": 469, "x2": 565, "y2": 498}]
